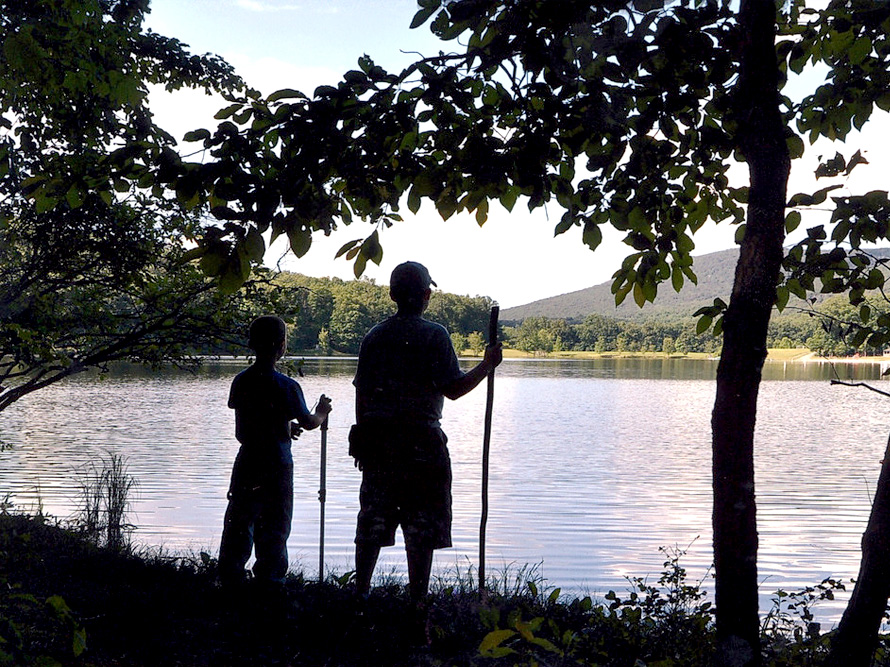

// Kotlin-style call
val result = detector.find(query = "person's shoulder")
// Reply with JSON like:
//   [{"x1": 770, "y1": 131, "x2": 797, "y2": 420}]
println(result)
[
  {"x1": 228, "y1": 366, "x2": 253, "y2": 407},
  {"x1": 230, "y1": 366, "x2": 252, "y2": 386},
  {"x1": 421, "y1": 317, "x2": 451, "y2": 338},
  {"x1": 270, "y1": 368, "x2": 300, "y2": 387},
  {"x1": 361, "y1": 316, "x2": 396, "y2": 342}
]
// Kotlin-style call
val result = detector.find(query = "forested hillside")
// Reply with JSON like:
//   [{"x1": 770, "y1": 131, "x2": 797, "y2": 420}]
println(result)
[{"x1": 271, "y1": 272, "x2": 493, "y2": 355}]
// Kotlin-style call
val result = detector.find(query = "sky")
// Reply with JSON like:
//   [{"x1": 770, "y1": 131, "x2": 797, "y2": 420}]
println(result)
[{"x1": 143, "y1": 0, "x2": 888, "y2": 309}]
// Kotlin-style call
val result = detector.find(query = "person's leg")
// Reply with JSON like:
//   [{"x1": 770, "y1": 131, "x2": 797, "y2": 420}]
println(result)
[
  {"x1": 402, "y1": 427, "x2": 450, "y2": 602},
  {"x1": 219, "y1": 495, "x2": 255, "y2": 586},
  {"x1": 354, "y1": 541, "x2": 381, "y2": 597},
  {"x1": 405, "y1": 543, "x2": 434, "y2": 602},
  {"x1": 354, "y1": 461, "x2": 397, "y2": 597},
  {"x1": 253, "y1": 463, "x2": 293, "y2": 583}
]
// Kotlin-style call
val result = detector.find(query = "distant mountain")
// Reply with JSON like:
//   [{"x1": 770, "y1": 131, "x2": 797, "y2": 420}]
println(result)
[
  {"x1": 502, "y1": 246, "x2": 890, "y2": 323},
  {"x1": 502, "y1": 248, "x2": 742, "y2": 322}
]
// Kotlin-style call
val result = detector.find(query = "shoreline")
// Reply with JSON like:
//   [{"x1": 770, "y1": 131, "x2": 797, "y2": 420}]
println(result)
[{"x1": 188, "y1": 350, "x2": 890, "y2": 364}]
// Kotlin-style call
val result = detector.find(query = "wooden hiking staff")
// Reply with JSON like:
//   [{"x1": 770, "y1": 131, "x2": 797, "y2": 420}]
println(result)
[
  {"x1": 479, "y1": 305, "x2": 499, "y2": 593},
  {"x1": 318, "y1": 415, "x2": 328, "y2": 582}
]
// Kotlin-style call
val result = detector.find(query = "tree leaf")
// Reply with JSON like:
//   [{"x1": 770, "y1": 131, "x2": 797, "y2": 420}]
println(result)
[
  {"x1": 633, "y1": 281, "x2": 646, "y2": 308},
  {"x1": 671, "y1": 265, "x2": 684, "y2": 293},
  {"x1": 775, "y1": 285, "x2": 789, "y2": 311},
  {"x1": 410, "y1": 1, "x2": 440, "y2": 29},
  {"x1": 183, "y1": 128, "x2": 211, "y2": 143},
  {"x1": 479, "y1": 629, "x2": 516, "y2": 656},
  {"x1": 214, "y1": 103, "x2": 242, "y2": 120},
  {"x1": 582, "y1": 221, "x2": 602, "y2": 250},
  {"x1": 267, "y1": 88, "x2": 306, "y2": 102},
  {"x1": 335, "y1": 239, "x2": 362, "y2": 258},
  {"x1": 499, "y1": 186, "x2": 519, "y2": 212},
  {"x1": 288, "y1": 227, "x2": 312, "y2": 257},
  {"x1": 244, "y1": 228, "x2": 265, "y2": 263},
  {"x1": 696, "y1": 314, "x2": 713, "y2": 335}
]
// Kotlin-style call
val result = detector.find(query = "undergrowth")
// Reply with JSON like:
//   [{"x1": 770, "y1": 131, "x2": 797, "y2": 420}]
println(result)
[{"x1": 3, "y1": 513, "x2": 888, "y2": 666}]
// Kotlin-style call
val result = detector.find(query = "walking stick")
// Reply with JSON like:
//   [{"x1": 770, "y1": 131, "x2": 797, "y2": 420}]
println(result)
[
  {"x1": 479, "y1": 305, "x2": 499, "y2": 594},
  {"x1": 318, "y1": 415, "x2": 328, "y2": 582}
]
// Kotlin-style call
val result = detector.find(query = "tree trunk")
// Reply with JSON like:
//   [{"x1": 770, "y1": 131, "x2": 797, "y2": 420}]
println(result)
[
  {"x1": 826, "y1": 434, "x2": 890, "y2": 666},
  {"x1": 712, "y1": 1, "x2": 790, "y2": 665}
]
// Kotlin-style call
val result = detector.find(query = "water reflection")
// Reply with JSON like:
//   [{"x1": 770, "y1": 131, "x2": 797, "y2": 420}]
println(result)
[{"x1": 1, "y1": 357, "x2": 889, "y2": 625}]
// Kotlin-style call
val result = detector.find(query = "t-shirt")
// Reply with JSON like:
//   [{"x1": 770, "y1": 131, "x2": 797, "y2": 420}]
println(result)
[
  {"x1": 228, "y1": 364, "x2": 312, "y2": 447},
  {"x1": 353, "y1": 314, "x2": 463, "y2": 427}
]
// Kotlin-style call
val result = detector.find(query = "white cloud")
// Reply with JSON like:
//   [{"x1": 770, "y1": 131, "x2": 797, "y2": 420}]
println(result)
[{"x1": 226, "y1": 53, "x2": 342, "y2": 96}]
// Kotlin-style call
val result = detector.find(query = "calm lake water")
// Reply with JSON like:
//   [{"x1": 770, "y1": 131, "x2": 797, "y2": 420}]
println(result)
[{"x1": 3, "y1": 356, "x2": 890, "y2": 624}]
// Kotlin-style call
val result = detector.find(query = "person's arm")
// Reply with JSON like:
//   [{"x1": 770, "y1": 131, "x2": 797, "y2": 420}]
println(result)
[
  {"x1": 288, "y1": 378, "x2": 332, "y2": 430},
  {"x1": 442, "y1": 343, "x2": 503, "y2": 400},
  {"x1": 295, "y1": 394, "x2": 332, "y2": 430},
  {"x1": 355, "y1": 391, "x2": 369, "y2": 424}
]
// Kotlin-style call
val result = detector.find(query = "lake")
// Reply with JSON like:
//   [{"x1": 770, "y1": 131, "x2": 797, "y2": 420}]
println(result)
[{"x1": 2, "y1": 356, "x2": 889, "y2": 624}]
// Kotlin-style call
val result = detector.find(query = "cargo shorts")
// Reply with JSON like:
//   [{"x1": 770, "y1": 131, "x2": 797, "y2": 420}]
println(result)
[{"x1": 353, "y1": 422, "x2": 452, "y2": 550}]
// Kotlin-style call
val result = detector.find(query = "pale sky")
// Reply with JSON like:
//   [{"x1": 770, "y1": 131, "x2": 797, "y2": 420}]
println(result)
[{"x1": 144, "y1": 0, "x2": 888, "y2": 309}]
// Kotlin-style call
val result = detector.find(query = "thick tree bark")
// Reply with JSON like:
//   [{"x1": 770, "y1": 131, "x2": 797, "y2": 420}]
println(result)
[
  {"x1": 826, "y1": 435, "x2": 890, "y2": 666},
  {"x1": 712, "y1": 1, "x2": 790, "y2": 665}
]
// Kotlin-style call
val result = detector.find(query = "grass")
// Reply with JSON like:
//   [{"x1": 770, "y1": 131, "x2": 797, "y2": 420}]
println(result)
[
  {"x1": 75, "y1": 451, "x2": 136, "y2": 552},
  {"x1": 496, "y1": 349, "x2": 716, "y2": 360},
  {"x1": 2, "y1": 512, "x2": 886, "y2": 666},
  {"x1": 766, "y1": 348, "x2": 815, "y2": 361}
]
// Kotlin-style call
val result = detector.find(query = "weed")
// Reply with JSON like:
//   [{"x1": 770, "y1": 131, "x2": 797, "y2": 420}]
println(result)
[
  {"x1": 433, "y1": 558, "x2": 547, "y2": 599},
  {"x1": 74, "y1": 450, "x2": 136, "y2": 551},
  {"x1": 760, "y1": 577, "x2": 848, "y2": 666}
]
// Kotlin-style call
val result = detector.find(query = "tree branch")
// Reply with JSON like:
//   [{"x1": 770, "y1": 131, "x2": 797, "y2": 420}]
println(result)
[{"x1": 831, "y1": 379, "x2": 890, "y2": 399}]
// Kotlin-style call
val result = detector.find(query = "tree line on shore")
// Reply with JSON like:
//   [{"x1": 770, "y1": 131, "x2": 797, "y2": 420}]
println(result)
[
  {"x1": 271, "y1": 272, "x2": 885, "y2": 358},
  {"x1": 508, "y1": 295, "x2": 890, "y2": 357}
]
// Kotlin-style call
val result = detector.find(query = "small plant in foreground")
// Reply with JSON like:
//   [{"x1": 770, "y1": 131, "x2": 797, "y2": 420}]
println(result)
[
  {"x1": 75, "y1": 450, "x2": 136, "y2": 551},
  {"x1": 759, "y1": 577, "x2": 848, "y2": 666},
  {"x1": 478, "y1": 544, "x2": 716, "y2": 665}
]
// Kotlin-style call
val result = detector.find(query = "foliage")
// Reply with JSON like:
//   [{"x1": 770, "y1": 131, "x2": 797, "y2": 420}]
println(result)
[
  {"x1": 0, "y1": 0, "x2": 267, "y2": 413},
  {"x1": 498, "y1": 294, "x2": 890, "y2": 357},
  {"x1": 0, "y1": 0, "x2": 241, "y2": 223},
  {"x1": 272, "y1": 272, "x2": 494, "y2": 354},
  {"x1": 451, "y1": 331, "x2": 468, "y2": 354},
  {"x1": 174, "y1": 0, "x2": 751, "y2": 308},
  {"x1": 0, "y1": 514, "x2": 90, "y2": 666},
  {"x1": 478, "y1": 545, "x2": 716, "y2": 665},
  {"x1": 774, "y1": 2, "x2": 890, "y2": 345},
  {"x1": 0, "y1": 202, "x2": 275, "y2": 412},
  {"x1": 502, "y1": 313, "x2": 721, "y2": 356},
  {"x1": 467, "y1": 331, "x2": 486, "y2": 356}
]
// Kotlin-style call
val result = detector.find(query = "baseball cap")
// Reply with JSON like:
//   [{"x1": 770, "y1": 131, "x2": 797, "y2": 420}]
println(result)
[{"x1": 390, "y1": 261, "x2": 437, "y2": 297}]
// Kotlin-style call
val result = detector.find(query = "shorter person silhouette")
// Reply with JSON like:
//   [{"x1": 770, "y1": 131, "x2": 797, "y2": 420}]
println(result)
[{"x1": 219, "y1": 315, "x2": 332, "y2": 587}]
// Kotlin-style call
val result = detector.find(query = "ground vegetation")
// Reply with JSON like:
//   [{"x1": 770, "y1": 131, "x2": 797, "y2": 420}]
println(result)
[{"x1": 0, "y1": 512, "x2": 873, "y2": 667}]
